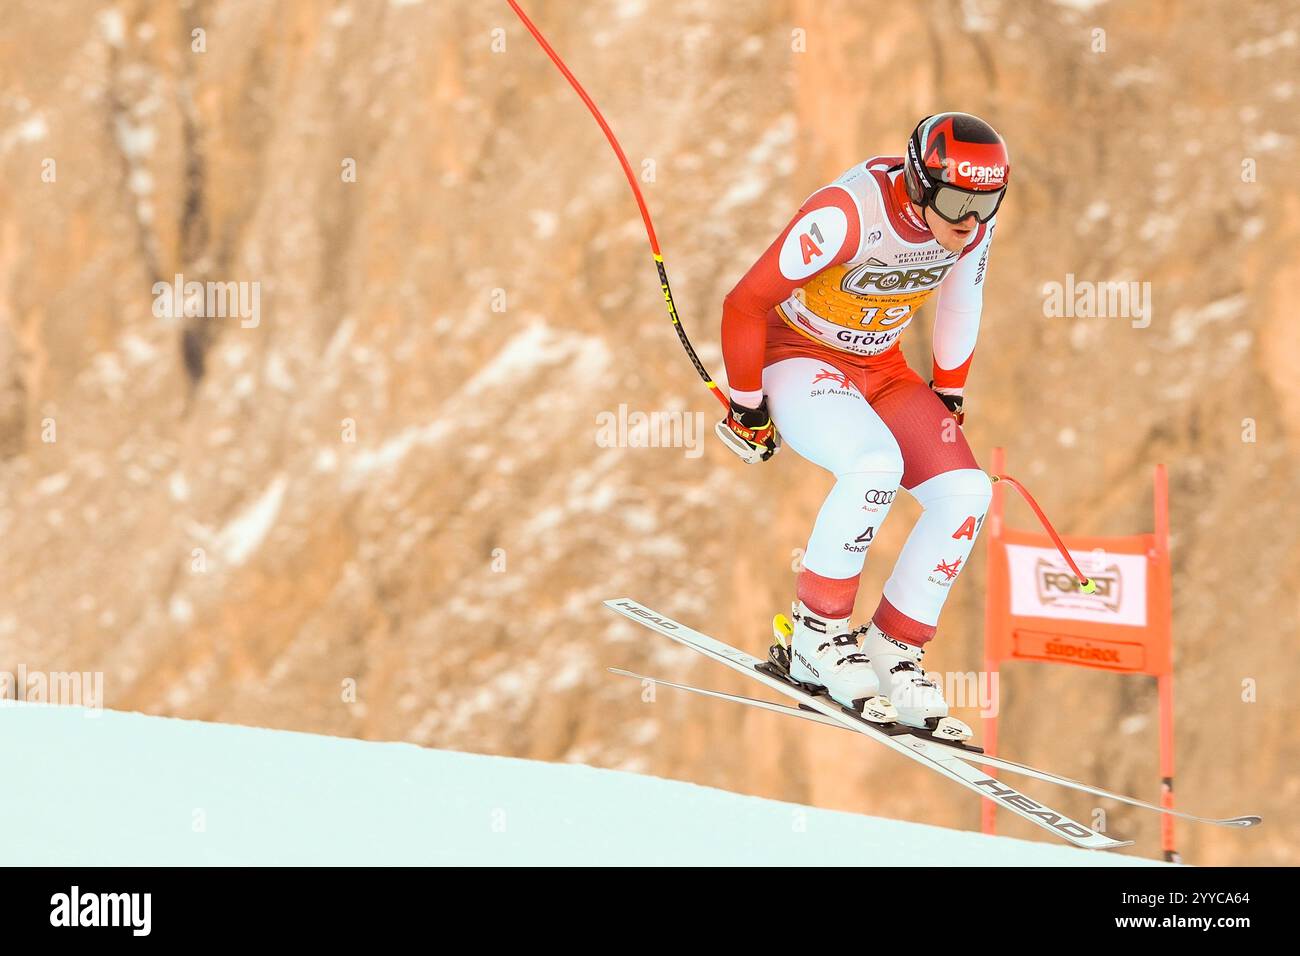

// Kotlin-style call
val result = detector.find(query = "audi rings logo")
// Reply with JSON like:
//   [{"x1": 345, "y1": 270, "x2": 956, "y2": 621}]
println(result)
[{"x1": 864, "y1": 489, "x2": 896, "y2": 505}]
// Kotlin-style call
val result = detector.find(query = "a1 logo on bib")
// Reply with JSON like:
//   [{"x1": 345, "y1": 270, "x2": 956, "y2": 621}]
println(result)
[{"x1": 779, "y1": 206, "x2": 848, "y2": 281}]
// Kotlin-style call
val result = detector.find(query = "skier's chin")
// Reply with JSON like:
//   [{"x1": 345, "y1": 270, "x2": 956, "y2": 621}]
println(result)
[
  {"x1": 940, "y1": 223, "x2": 976, "y2": 251},
  {"x1": 936, "y1": 231, "x2": 972, "y2": 253}
]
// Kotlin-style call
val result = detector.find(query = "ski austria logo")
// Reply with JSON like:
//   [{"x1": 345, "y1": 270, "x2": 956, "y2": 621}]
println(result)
[
  {"x1": 50, "y1": 886, "x2": 151, "y2": 936},
  {"x1": 931, "y1": 556, "x2": 963, "y2": 584},
  {"x1": 779, "y1": 206, "x2": 848, "y2": 281},
  {"x1": 811, "y1": 368, "x2": 851, "y2": 389},
  {"x1": 808, "y1": 365, "x2": 859, "y2": 397}
]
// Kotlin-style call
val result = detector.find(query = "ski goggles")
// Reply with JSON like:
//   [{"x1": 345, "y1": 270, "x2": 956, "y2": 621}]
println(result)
[{"x1": 928, "y1": 182, "x2": 1006, "y2": 225}]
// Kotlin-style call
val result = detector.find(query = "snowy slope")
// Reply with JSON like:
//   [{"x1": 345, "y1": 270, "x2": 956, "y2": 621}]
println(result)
[{"x1": 0, "y1": 704, "x2": 1164, "y2": 866}]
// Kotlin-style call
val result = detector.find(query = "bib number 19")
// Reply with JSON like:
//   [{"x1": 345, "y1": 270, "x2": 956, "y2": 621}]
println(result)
[{"x1": 857, "y1": 305, "x2": 912, "y2": 329}]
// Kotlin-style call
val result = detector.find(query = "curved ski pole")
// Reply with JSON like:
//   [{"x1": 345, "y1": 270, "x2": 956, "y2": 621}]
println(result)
[
  {"x1": 506, "y1": 1, "x2": 730, "y2": 411},
  {"x1": 609, "y1": 666, "x2": 1262, "y2": 831},
  {"x1": 991, "y1": 473, "x2": 1096, "y2": 592}
]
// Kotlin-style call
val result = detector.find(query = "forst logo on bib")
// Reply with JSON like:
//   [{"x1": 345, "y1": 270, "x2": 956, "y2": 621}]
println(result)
[{"x1": 843, "y1": 261, "x2": 955, "y2": 294}]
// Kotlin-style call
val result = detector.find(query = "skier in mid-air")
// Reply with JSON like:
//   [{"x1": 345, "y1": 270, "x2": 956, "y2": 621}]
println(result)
[{"x1": 715, "y1": 113, "x2": 1011, "y2": 740}]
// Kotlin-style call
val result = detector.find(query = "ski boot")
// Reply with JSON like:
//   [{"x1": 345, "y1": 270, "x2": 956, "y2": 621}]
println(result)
[
  {"x1": 769, "y1": 602, "x2": 896, "y2": 723},
  {"x1": 859, "y1": 622, "x2": 971, "y2": 742}
]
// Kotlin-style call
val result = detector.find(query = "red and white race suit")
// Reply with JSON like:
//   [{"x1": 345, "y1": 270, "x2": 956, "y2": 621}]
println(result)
[{"x1": 720, "y1": 157, "x2": 995, "y2": 645}]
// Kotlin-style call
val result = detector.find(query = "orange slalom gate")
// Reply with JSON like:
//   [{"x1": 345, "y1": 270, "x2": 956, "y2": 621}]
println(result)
[{"x1": 981, "y1": 448, "x2": 1177, "y2": 860}]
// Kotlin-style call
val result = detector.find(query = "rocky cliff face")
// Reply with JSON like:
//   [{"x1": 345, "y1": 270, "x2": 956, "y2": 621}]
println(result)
[{"x1": 0, "y1": 0, "x2": 1296, "y2": 863}]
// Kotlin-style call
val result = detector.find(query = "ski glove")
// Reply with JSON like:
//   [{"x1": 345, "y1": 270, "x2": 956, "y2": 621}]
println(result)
[
  {"x1": 930, "y1": 382, "x2": 965, "y2": 426},
  {"x1": 715, "y1": 397, "x2": 781, "y2": 464}
]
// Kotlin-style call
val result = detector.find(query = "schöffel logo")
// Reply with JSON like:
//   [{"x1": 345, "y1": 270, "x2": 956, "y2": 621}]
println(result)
[
  {"x1": 842, "y1": 261, "x2": 955, "y2": 294},
  {"x1": 844, "y1": 525, "x2": 875, "y2": 554},
  {"x1": 1036, "y1": 559, "x2": 1121, "y2": 612}
]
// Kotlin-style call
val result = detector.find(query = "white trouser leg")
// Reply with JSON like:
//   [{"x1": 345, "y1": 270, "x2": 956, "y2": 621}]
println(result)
[
  {"x1": 880, "y1": 468, "x2": 993, "y2": 630},
  {"x1": 763, "y1": 358, "x2": 904, "y2": 582}
]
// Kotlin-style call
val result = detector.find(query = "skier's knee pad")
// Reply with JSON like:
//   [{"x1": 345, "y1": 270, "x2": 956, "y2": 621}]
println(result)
[
  {"x1": 912, "y1": 467, "x2": 993, "y2": 510},
  {"x1": 835, "y1": 445, "x2": 905, "y2": 484}
]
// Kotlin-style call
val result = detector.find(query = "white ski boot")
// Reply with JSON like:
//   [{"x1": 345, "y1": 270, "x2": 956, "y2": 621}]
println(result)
[
  {"x1": 773, "y1": 602, "x2": 895, "y2": 722},
  {"x1": 859, "y1": 623, "x2": 972, "y2": 742}
]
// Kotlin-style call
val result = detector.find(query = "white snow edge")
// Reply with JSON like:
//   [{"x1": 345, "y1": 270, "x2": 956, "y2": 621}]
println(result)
[{"x1": 0, "y1": 704, "x2": 1166, "y2": 866}]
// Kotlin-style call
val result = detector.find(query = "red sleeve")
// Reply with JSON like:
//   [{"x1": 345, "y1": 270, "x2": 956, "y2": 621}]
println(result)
[{"x1": 721, "y1": 186, "x2": 860, "y2": 405}]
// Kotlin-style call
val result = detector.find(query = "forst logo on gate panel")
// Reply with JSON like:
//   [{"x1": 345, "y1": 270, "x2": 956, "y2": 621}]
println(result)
[{"x1": 1035, "y1": 558, "x2": 1122, "y2": 613}]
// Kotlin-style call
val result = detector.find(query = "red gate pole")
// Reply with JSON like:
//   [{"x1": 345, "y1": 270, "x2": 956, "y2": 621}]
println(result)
[
  {"x1": 981, "y1": 447, "x2": 1006, "y2": 836},
  {"x1": 1153, "y1": 465, "x2": 1178, "y2": 862},
  {"x1": 1159, "y1": 673, "x2": 1177, "y2": 861}
]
